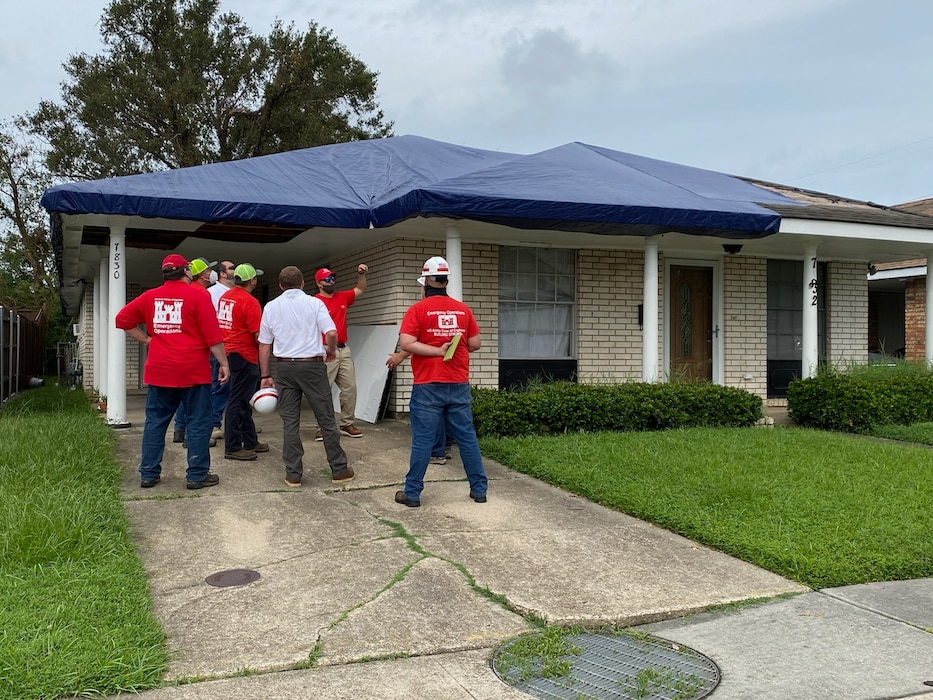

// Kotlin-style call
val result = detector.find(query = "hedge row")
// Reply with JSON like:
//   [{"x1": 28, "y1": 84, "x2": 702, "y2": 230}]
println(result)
[
  {"x1": 470, "y1": 381, "x2": 763, "y2": 438},
  {"x1": 788, "y1": 368, "x2": 933, "y2": 433}
]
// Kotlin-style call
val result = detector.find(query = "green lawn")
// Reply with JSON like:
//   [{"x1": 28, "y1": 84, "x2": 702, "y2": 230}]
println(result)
[
  {"x1": 479, "y1": 426, "x2": 933, "y2": 589},
  {"x1": 0, "y1": 384, "x2": 165, "y2": 699}
]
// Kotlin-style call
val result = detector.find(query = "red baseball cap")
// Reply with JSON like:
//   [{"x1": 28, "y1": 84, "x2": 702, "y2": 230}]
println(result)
[
  {"x1": 161, "y1": 254, "x2": 189, "y2": 271},
  {"x1": 315, "y1": 268, "x2": 335, "y2": 283}
]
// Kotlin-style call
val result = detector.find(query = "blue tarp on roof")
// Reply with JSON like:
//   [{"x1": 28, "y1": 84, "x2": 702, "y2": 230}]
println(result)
[{"x1": 41, "y1": 135, "x2": 801, "y2": 237}]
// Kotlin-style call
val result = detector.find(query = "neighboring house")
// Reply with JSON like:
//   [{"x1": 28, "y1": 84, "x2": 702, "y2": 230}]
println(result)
[
  {"x1": 41, "y1": 136, "x2": 933, "y2": 425},
  {"x1": 866, "y1": 198, "x2": 933, "y2": 362}
]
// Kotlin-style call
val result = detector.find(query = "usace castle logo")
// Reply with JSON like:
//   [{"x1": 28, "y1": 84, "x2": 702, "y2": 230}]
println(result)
[{"x1": 153, "y1": 298, "x2": 183, "y2": 334}]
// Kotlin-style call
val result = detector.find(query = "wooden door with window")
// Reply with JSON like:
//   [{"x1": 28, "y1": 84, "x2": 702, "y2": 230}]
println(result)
[{"x1": 670, "y1": 265, "x2": 713, "y2": 381}]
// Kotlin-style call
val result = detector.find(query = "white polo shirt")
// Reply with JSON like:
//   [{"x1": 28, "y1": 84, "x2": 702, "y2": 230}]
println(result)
[
  {"x1": 258, "y1": 288, "x2": 336, "y2": 358},
  {"x1": 209, "y1": 281, "x2": 233, "y2": 312}
]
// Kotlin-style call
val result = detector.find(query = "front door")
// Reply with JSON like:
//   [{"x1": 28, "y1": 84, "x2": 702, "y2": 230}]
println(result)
[{"x1": 669, "y1": 265, "x2": 713, "y2": 381}]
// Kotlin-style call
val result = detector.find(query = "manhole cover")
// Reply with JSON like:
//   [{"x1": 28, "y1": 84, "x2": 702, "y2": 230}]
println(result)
[
  {"x1": 493, "y1": 630, "x2": 720, "y2": 699},
  {"x1": 205, "y1": 569, "x2": 261, "y2": 587}
]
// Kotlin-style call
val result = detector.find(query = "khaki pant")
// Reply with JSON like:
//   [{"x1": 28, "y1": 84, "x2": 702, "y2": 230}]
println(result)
[{"x1": 319, "y1": 345, "x2": 357, "y2": 428}]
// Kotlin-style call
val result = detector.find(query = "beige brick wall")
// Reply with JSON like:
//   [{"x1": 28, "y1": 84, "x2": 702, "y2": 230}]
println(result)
[
  {"x1": 827, "y1": 261, "x2": 868, "y2": 367},
  {"x1": 723, "y1": 256, "x2": 767, "y2": 396},
  {"x1": 577, "y1": 249, "x2": 653, "y2": 382}
]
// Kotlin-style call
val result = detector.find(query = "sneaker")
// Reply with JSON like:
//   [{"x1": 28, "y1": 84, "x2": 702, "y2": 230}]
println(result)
[
  {"x1": 469, "y1": 491, "x2": 487, "y2": 503},
  {"x1": 340, "y1": 424, "x2": 363, "y2": 438},
  {"x1": 315, "y1": 429, "x2": 323, "y2": 442},
  {"x1": 224, "y1": 449, "x2": 257, "y2": 461},
  {"x1": 429, "y1": 456, "x2": 447, "y2": 465},
  {"x1": 284, "y1": 478, "x2": 301, "y2": 488},
  {"x1": 245, "y1": 442, "x2": 269, "y2": 453},
  {"x1": 331, "y1": 466, "x2": 355, "y2": 485},
  {"x1": 187, "y1": 472, "x2": 220, "y2": 490},
  {"x1": 140, "y1": 476, "x2": 161, "y2": 488},
  {"x1": 211, "y1": 427, "x2": 223, "y2": 440},
  {"x1": 395, "y1": 490, "x2": 421, "y2": 508},
  {"x1": 172, "y1": 429, "x2": 185, "y2": 443}
]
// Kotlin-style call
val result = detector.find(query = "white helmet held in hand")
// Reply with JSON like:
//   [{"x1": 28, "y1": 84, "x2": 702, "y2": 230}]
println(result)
[{"x1": 250, "y1": 387, "x2": 279, "y2": 414}]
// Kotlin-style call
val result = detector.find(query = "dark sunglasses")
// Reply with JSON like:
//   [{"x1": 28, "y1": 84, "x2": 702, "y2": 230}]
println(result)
[{"x1": 322, "y1": 275, "x2": 336, "y2": 283}]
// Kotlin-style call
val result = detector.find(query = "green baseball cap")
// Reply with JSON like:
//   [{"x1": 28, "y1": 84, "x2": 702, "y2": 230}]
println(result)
[
  {"x1": 234, "y1": 263, "x2": 264, "y2": 282},
  {"x1": 189, "y1": 257, "x2": 217, "y2": 276}
]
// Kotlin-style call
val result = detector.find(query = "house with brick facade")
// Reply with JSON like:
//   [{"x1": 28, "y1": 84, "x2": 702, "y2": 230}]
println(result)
[
  {"x1": 42, "y1": 136, "x2": 933, "y2": 426},
  {"x1": 866, "y1": 198, "x2": 933, "y2": 362}
]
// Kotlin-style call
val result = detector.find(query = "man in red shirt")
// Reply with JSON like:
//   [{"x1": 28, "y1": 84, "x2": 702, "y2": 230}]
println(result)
[
  {"x1": 314, "y1": 263, "x2": 367, "y2": 439},
  {"x1": 218, "y1": 263, "x2": 267, "y2": 460},
  {"x1": 395, "y1": 256, "x2": 488, "y2": 508},
  {"x1": 115, "y1": 254, "x2": 229, "y2": 490}
]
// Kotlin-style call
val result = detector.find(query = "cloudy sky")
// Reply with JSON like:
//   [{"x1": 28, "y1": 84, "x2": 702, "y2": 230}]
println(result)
[{"x1": 3, "y1": 0, "x2": 932, "y2": 205}]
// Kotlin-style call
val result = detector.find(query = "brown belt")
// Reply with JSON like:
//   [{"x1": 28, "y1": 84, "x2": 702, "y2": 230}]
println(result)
[{"x1": 276, "y1": 356, "x2": 324, "y2": 362}]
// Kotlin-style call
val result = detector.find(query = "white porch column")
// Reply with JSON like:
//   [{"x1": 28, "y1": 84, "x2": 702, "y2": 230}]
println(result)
[
  {"x1": 444, "y1": 225, "x2": 463, "y2": 301},
  {"x1": 92, "y1": 260, "x2": 102, "y2": 394},
  {"x1": 926, "y1": 255, "x2": 933, "y2": 366},
  {"x1": 801, "y1": 243, "x2": 819, "y2": 378},
  {"x1": 106, "y1": 219, "x2": 129, "y2": 425},
  {"x1": 642, "y1": 237, "x2": 660, "y2": 383},
  {"x1": 97, "y1": 254, "x2": 109, "y2": 397}
]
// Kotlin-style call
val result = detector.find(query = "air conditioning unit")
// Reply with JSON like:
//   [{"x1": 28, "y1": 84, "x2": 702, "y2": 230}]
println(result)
[{"x1": 72, "y1": 323, "x2": 80, "y2": 336}]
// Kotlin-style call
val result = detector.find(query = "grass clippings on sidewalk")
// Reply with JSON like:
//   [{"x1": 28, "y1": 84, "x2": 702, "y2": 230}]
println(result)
[
  {"x1": 480, "y1": 426, "x2": 933, "y2": 589},
  {"x1": 0, "y1": 385, "x2": 165, "y2": 699}
]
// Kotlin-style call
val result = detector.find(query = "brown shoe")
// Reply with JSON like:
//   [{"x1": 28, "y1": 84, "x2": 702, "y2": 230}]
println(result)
[
  {"x1": 340, "y1": 424, "x2": 363, "y2": 438},
  {"x1": 314, "y1": 429, "x2": 323, "y2": 442},
  {"x1": 284, "y1": 478, "x2": 301, "y2": 488},
  {"x1": 187, "y1": 472, "x2": 220, "y2": 490},
  {"x1": 224, "y1": 449, "x2": 257, "y2": 461},
  {"x1": 331, "y1": 466, "x2": 355, "y2": 485},
  {"x1": 211, "y1": 427, "x2": 223, "y2": 440},
  {"x1": 394, "y1": 490, "x2": 420, "y2": 508},
  {"x1": 245, "y1": 442, "x2": 269, "y2": 453}
]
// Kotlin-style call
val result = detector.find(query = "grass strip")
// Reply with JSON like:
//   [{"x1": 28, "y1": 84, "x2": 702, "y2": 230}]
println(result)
[{"x1": 0, "y1": 384, "x2": 165, "y2": 699}]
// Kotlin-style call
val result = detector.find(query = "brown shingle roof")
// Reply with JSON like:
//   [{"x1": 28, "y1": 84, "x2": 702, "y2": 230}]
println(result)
[{"x1": 740, "y1": 178, "x2": 933, "y2": 230}]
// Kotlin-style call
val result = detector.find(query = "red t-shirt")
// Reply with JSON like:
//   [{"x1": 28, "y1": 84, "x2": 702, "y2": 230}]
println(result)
[
  {"x1": 218, "y1": 286, "x2": 262, "y2": 364},
  {"x1": 115, "y1": 279, "x2": 223, "y2": 387},
  {"x1": 400, "y1": 295, "x2": 479, "y2": 384},
  {"x1": 315, "y1": 289, "x2": 355, "y2": 343}
]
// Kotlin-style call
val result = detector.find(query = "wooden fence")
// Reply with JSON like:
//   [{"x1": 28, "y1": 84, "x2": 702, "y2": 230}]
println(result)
[{"x1": 0, "y1": 305, "x2": 48, "y2": 405}]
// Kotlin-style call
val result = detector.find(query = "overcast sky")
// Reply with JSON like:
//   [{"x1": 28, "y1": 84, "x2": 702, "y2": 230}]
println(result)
[{"x1": 3, "y1": 0, "x2": 932, "y2": 205}]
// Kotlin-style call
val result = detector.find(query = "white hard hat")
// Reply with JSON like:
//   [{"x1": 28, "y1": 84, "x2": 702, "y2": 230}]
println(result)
[
  {"x1": 249, "y1": 387, "x2": 279, "y2": 414},
  {"x1": 418, "y1": 256, "x2": 450, "y2": 284}
]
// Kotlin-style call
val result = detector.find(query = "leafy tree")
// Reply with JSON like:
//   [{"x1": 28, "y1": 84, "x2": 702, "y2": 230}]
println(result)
[
  {"x1": 0, "y1": 121, "x2": 72, "y2": 343},
  {"x1": 29, "y1": 0, "x2": 394, "y2": 179},
  {"x1": 0, "y1": 122, "x2": 55, "y2": 309}
]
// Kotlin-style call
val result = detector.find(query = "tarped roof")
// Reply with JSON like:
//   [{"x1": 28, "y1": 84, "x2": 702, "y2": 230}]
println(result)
[{"x1": 41, "y1": 135, "x2": 802, "y2": 238}]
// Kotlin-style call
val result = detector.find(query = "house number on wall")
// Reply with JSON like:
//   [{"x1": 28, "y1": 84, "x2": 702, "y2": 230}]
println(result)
[
  {"x1": 808, "y1": 256, "x2": 817, "y2": 306},
  {"x1": 112, "y1": 241, "x2": 121, "y2": 280}
]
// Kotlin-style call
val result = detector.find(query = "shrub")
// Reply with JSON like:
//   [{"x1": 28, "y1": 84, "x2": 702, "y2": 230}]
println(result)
[
  {"x1": 787, "y1": 361, "x2": 933, "y2": 432},
  {"x1": 471, "y1": 381, "x2": 762, "y2": 437}
]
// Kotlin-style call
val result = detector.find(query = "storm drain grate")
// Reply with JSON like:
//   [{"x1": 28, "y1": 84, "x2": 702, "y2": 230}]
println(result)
[
  {"x1": 205, "y1": 569, "x2": 261, "y2": 587},
  {"x1": 493, "y1": 630, "x2": 720, "y2": 700}
]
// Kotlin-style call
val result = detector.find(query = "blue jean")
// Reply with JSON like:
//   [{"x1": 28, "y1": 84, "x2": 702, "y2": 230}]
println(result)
[
  {"x1": 405, "y1": 382, "x2": 487, "y2": 500},
  {"x1": 140, "y1": 384, "x2": 212, "y2": 483},
  {"x1": 176, "y1": 355, "x2": 226, "y2": 431}
]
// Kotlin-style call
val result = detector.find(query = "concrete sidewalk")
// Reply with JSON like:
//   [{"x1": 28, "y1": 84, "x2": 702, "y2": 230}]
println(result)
[{"x1": 111, "y1": 394, "x2": 933, "y2": 699}]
